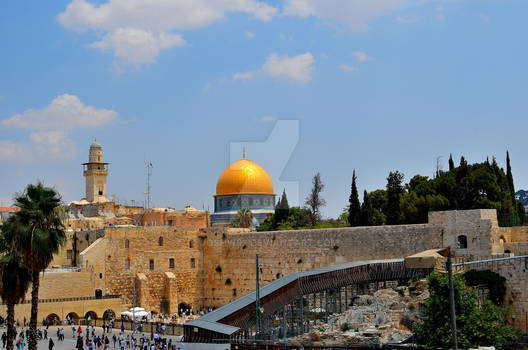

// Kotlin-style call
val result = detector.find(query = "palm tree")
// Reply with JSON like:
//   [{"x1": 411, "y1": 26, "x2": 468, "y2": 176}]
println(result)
[
  {"x1": 13, "y1": 182, "x2": 66, "y2": 350},
  {"x1": 0, "y1": 218, "x2": 32, "y2": 350},
  {"x1": 235, "y1": 208, "x2": 254, "y2": 228}
]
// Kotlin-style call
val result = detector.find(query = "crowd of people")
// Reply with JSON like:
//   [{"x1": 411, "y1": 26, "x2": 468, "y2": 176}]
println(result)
[{"x1": 0, "y1": 323, "x2": 180, "y2": 350}]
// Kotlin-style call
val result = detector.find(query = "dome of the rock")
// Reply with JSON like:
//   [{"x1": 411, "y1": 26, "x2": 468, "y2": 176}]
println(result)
[{"x1": 215, "y1": 159, "x2": 274, "y2": 196}]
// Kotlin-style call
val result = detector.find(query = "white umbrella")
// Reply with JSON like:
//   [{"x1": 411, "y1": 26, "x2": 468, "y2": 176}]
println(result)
[
  {"x1": 134, "y1": 311, "x2": 149, "y2": 317},
  {"x1": 130, "y1": 307, "x2": 145, "y2": 312},
  {"x1": 121, "y1": 311, "x2": 133, "y2": 316}
]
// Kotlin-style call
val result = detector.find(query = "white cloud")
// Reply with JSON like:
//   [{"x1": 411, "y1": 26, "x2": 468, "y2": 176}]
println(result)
[
  {"x1": 1, "y1": 94, "x2": 118, "y2": 161},
  {"x1": 233, "y1": 52, "x2": 314, "y2": 84},
  {"x1": 2, "y1": 94, "x2": 117, "y2": 131},
  {"x1": 258, "y1": 116, "x2": 277, "y2": 123},
  {"x1": 0, "y1": 140, "x2": 30, "y2": 161},
  {"x1": 90, "y1": 28, "x2": 186, "y2": 64},
  {"x1": 339, "y1": 64, "x2": 357, "y2": 72},
  {"x1": 245, "y1": 31, "x2": 256, "y2": 39},
  {"x1": 261, "y1": 52, "x2": 314, "y2": 84},
  {"x1": 396, "y1": 15, "x2": 422, "y2": 23},
  {"x1": 30, "y1": 131, "x2": 76, "y2": 159},
  {"x1": 233, "y1": 71, "x2": 255, "y2": 80},
  {"x1": 353, "y1": 51, "x2": 371, "y2": 62},
  {"x1": 58, "y1": 0, "x2": 278, "y2": 65},
  {"x1": 282, "y1": 0, "x2": 407, "y2": 32}
]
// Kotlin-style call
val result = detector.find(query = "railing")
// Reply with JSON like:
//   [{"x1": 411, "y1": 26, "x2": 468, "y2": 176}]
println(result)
[{"x1": 71, "y1": 319, "x2": 184, "y2": 336}]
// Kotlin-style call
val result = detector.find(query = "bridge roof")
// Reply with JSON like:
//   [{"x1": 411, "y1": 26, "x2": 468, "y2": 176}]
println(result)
[{"x1": 186, "y1": 258, "x2": 404, "y2": 336}]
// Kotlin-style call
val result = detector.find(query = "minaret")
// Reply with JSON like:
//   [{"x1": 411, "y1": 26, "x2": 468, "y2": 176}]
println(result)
[{"x1": 83, "y1": 141, "x2": 109, "y2": 203}]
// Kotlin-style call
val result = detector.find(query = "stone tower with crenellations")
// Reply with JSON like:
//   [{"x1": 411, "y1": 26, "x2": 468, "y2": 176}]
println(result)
[{"x1": 83, "y1": 141, "x2": 109, "y2": 203}]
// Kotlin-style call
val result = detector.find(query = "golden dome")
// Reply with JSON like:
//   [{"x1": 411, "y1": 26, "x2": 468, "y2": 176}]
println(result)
[{"x1": 216, "y1": 158, "x2": 274, "y2": 196}]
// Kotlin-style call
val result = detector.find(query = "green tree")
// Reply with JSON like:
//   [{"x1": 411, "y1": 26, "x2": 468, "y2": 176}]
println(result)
[
  {"x1": 232, "y1": 208, "x2": 253, "y2": 228},
  {"x1": 506, "y1": 151, "x2": 515, "y2": 200},
  {"x1": 305, "y1": 173, "x2": 326, "y2": 226},
  {"x1": 348, "y1": 170, "x2": 361, "y2": 226},
  {"x1": 13, "y1": 182, "x2": 66, "y2": 350},
  {"x1": 359, "y1": 191, "x2": 373, "y2": 226},
  {"x1": 0, "y1": 218, "x2": 32, "y2": 350},
  {"x1": 273, "y1": 189, "x2": 290, "y2": 229},
  {"x1": 449, "y1": 153, "x2": 455, "y2": 171},
  {"x1": 416, "y1": 273, "x2": 521, "y2": 349},
  {"x1": 385, "y1": 171, "x2": 405, "y2": 225}
]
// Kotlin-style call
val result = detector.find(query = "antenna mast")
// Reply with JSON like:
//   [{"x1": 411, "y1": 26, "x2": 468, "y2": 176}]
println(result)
[{"x1": 145, "y1": 161, "x2": 153, "y2": 209}]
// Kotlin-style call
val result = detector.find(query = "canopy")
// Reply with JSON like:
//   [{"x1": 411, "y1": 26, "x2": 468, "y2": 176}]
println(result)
[
  {"x1": 130, "y1": 307, "x2": 145, "y2": 312},
  {"x1": 121, "y1": 311, "x2": 133, "y2": 316},
  {"x1": 134, "y1": 311, "x2": 149, "y2": 317}
]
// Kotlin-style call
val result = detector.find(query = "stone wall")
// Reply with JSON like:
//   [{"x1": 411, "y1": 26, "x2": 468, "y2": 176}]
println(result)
[
  {"x1": 33, "y1": 271, "x2": 96, "y2": 300},
  {"x1": 101, "y1": 226, "x2": 205, "y2": 313},
  {"x1": 201, "y1": 223, "x2": 443, "y2": 307}
]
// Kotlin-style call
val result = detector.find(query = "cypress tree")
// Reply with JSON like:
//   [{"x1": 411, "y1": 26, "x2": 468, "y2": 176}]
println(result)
[
  {"x1": 506, "y1": 151, "x2": 515, "y2": 199},
  {"x1": 348, "y1": 170, "x2": 361, "y2": 226},
  {"x1": 448, "y1": 154, "x2": 455, "y2": 171},
  {"x1": 360, "y1": 190, "x2": 373, "y2": 226},
  {"x1": 273, "y1": 189, "x2": 289, "y2": 228},
  {"x1": 385, "y1": 171, "x2": 405, "y2": 225}
]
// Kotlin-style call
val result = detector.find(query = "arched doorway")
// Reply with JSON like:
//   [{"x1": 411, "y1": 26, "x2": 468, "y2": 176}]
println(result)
[
  {"x1": 66, "y1": 312, "x2": 80, "y2": 325},
  {"x1": 46, "y1": 314, "x2": 61, "y2": 325},
  {"x1": 178, "y1": 303, "x2": 191, "y2": 316},
  {"x1": 85, "y1": 311, "x2": 97, "y2": 323},
  {"x1": 102, "y1": 310, "x2": 116, "y2": 321}
]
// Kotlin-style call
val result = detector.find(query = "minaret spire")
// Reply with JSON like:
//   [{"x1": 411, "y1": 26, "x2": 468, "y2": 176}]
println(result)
[{"x1": 243, "y1": 147, "x2": 246, "y2": 159}]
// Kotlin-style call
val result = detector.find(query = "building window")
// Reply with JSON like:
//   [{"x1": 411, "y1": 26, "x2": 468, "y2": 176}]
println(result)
[
  {"x1": 180, "y1": 220, "x2": 184, "y2": 224},
  {"x1": 125, "y1": 259, "x2": 130, "y2": 270},
  {"x1": 191, "y1": 220, "x2": 195, "y2": 224},
  {"x1": 67, "y1": 249, "x2": 73, "y2": 260},
  {"x1": 190, "y1": 258, "x2": 195, "y2": 269},
  {"x1": 189, "y1": 240, "x2": 194, "y2": 248},
  {"x1": 125, "y1": 239, "x2": 129, "y2": 248},
  {"x1": 457, "y1": 235, "x2": 468, "y2": 249},
  {"x1": 149, "y1": 259, "x2": 154, "y2": 270},
  {"x1": 158, "y1": 237, "x2": 163, "y2": 246},
  {"x1": 99, "y1": 273, "x2": 103, "y2": 279},
  {"x1": 169, "y1": 258, "x2": 175, "y2": 269}
]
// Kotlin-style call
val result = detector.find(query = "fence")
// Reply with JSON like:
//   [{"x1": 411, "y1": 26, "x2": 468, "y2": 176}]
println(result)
[{"x1": 75, "y1": 319, "x2": 184, "y2": 336}]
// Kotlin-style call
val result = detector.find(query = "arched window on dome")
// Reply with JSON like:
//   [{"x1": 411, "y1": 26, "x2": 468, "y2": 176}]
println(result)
[{"x1": 158, "y1": 237, "x2": 163, "y2": 246}]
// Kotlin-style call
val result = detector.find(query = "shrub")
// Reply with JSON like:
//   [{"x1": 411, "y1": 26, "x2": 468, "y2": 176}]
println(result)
[
  {"x1": 215, "y1": 265, "x2": 222, "y2": 273},
  {"x1": 340, "y1": 322, "x2": 351, "y2": 332},
  {"x1": 297, "y1": 259, "x2": 303, "y2": 264},
  {"x1": 225, "y1": 278, "x2": 232, "y2": 285},
  {"x1": 333, "y1": 245, "x2": 339, "y2": 250}
]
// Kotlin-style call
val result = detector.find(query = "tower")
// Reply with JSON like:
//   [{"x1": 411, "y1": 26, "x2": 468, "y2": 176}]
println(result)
[{"x1": 83, "y1": 141, "x2": 109, "y2": 203}]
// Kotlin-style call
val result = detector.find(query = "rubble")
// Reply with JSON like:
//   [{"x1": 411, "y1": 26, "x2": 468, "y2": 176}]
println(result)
[{"x1": 288, "y1": 281, "x2": 429, "y2": 346}]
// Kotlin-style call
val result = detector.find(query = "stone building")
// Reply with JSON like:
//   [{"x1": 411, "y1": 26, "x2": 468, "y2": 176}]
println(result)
[{"x1": 211, "y1": 151, "x2": 275, "y2": 225}]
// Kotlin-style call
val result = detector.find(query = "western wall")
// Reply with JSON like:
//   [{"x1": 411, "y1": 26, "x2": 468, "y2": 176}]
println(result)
[{"x1": 9, "y1": 209, "x2": 528, "y2": 330}]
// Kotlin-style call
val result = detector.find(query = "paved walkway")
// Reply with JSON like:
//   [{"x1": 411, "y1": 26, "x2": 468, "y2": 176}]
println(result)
[{"x1": 1, "y1": 326, "x2": 183, "y2": 350}]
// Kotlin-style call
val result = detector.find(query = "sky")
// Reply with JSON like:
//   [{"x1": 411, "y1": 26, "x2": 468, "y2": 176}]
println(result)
[{"x1": 1, "y1": 0, "x2": 527, "y2": 218}]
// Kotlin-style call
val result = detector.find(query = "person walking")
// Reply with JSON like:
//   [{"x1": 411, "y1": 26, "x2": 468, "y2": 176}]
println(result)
[
  {"x1": 76, "y1": 336, "x2": 83, "y2": 350},
  {"x1": 73, "y1": 324, "x2": 77, "y2": 337},
  {"x1": 1, "y1": 332, "x2": 6, "y2": 349},
  {"x1": 112, "y1": 335, "x2": 116, "y2": 348},
  {"x1": 48, "y1": 338, "x2": 54, "y2": 350}
]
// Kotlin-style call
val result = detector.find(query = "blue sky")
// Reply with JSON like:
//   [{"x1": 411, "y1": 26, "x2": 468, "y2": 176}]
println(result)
[{"x1": 1, "y1": 0, "x2": 527, "y2": 218}]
